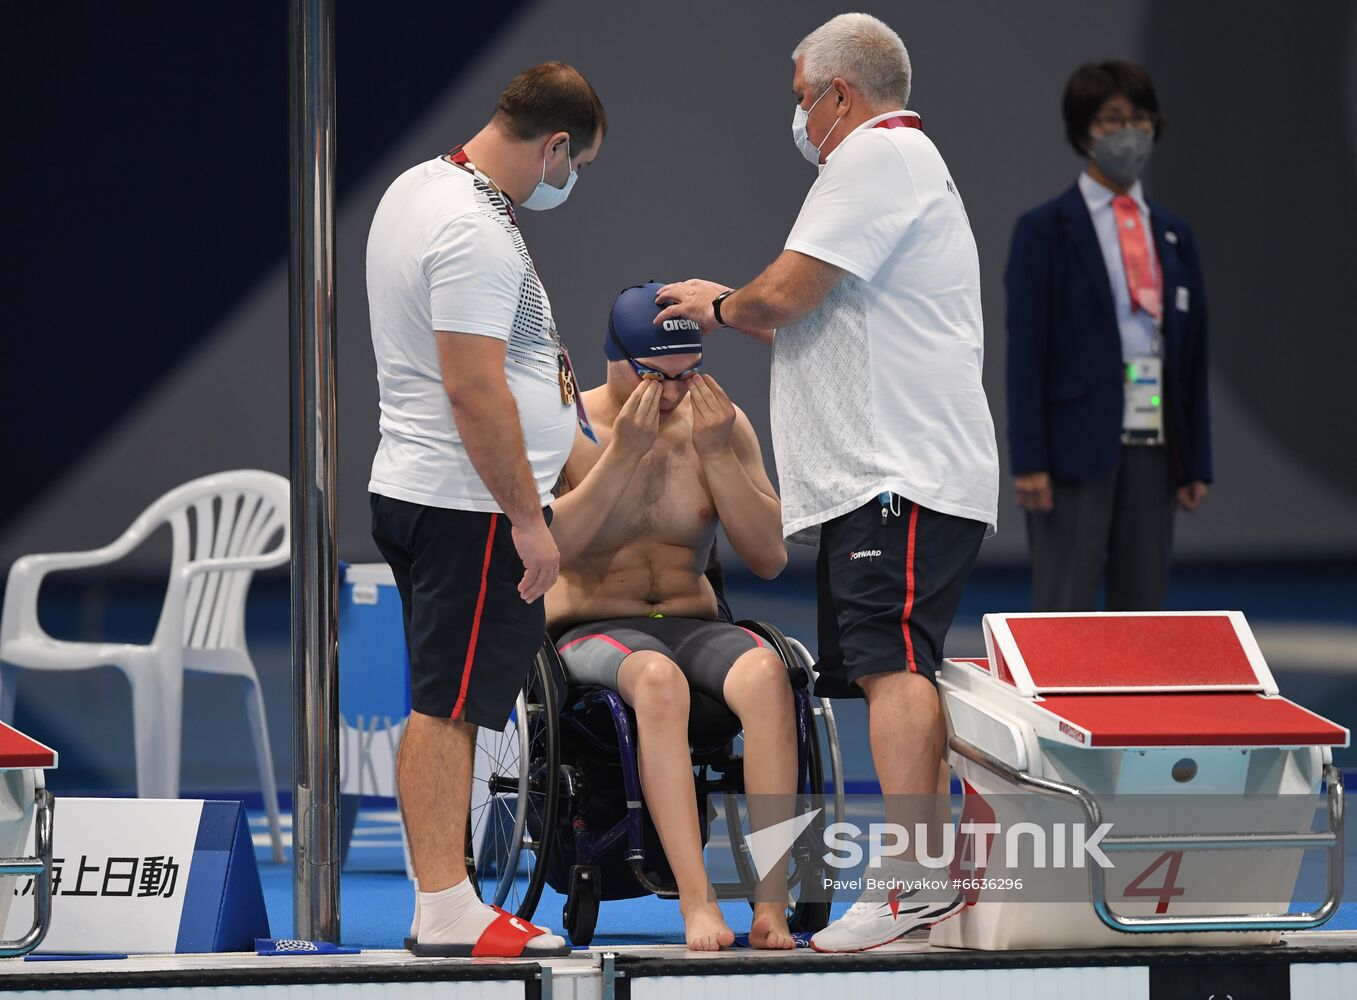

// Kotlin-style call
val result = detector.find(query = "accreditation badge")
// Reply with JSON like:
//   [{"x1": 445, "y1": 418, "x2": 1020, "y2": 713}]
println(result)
[{"x1": 1122, "y1": 356, "x2": 1164, "y2": 445}]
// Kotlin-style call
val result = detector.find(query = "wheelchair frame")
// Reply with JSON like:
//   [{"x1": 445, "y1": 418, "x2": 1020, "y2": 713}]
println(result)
[{"x1": 467, "y1": 619, "x2": 845, "y2": 946}]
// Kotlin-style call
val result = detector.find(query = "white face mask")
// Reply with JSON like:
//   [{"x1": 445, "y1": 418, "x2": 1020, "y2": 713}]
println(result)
[
  {"x1": 791, "y1": 84, "x2": 841, "y2": 165},
  {"x1": 521, "y1": 137, "x2": 577, "y2": 211}
]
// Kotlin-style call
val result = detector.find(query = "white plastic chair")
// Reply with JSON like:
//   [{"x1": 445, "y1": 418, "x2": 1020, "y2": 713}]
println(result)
[{"x1": 0, "y1": 470, "x2": 288, "y2": 862}]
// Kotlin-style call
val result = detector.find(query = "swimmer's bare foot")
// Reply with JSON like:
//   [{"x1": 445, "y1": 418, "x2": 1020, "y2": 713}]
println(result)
[
  {"x1": 681, "y1": 901, "x2": 735, "y2": 952},
  {"x1": 750, "y1": 904, "x2": 795, "y2": 950}
]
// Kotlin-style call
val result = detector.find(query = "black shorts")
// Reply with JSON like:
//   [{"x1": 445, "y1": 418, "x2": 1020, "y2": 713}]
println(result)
[
  {"x1": 370, "y1": 493, "x2": 550, "y2": 728},
  {"x1": 814, "y1": 494, "x2": 984, "y2": 697},
  {"x1": 554, "y1": 617, "x2": 765, "y2": 705}
]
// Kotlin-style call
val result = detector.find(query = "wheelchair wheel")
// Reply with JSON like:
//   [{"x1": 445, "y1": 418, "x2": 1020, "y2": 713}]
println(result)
[
  {"x1": 788, "y1": 702, "x2": 832, "y2": 933},
  {"x1": 732, "y1": 621, "x2": 841, "y2": 935},
  {"x1": 562, "y1": 864, "x2": 601, "y2": 946},
  {"x1": 467, "y1": 647, "x2": 559, "y2": 920},
  {"x1": 788, "y1": 688, "x2": 832, "y2": 934}
]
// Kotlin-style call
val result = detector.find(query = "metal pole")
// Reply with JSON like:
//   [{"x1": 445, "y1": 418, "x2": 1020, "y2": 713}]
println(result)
[{"x1": 287, "y1": 0, "x2": 340, "y2": 943}]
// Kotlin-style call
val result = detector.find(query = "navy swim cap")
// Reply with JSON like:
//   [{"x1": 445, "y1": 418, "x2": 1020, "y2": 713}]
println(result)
[{"x1": 605, "y1": 282, "x2": 704, "y2": 362}]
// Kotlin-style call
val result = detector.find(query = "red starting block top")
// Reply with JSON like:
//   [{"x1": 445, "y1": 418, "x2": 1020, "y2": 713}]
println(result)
[
  {"x1": 0, "y1": 722, "x2": 57, "y2": 769},
  {"x1": 1036, "y1": 692, "x2": 1350, "y2": 748},
  {"x1": 983, "y1": 612, "x2": 1277, "y2": 696}
]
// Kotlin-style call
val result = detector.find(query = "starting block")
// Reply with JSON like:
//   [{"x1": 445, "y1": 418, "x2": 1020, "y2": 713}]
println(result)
[
  {"x1": 934, "y1": 611, "x2": 1349, "y2": 950},
  {"x1": 0, "y1": 722, "x2": 56, "y2": 957}
]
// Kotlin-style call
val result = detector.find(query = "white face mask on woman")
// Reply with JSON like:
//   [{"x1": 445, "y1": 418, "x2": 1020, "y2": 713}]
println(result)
[
  {"x1": 521, "y1": 138, "x2": 577, "y2": 211},
  {"x1": 791, "y1": 84, "x2": 841, "y2": 165}
]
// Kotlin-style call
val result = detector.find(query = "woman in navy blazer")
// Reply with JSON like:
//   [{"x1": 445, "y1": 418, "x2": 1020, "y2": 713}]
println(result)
[{"x1": 1005, "y1": 61, "x2": 1211, "y2": 611}]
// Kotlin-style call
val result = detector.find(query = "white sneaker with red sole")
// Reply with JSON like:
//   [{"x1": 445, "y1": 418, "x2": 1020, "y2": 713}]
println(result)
[{"x1": 811, "y1": 888, "x2": 966, "y2": 953}]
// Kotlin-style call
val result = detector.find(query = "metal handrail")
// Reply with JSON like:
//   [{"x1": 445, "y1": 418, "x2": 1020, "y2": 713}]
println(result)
[
  {"x1": 0, "y1": 787, "x2": 55, "y2": 957},
  {"x1": 948, "y1": 735, "x2": 1345, "y2": 933}
]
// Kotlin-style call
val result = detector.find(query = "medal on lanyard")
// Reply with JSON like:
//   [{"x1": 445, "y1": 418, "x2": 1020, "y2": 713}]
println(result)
[
  {"x1": 555, "y1": 341, "x2": 575, "y2": 405},
  {"x1": 558, "y1": 355, "x2": 576, "y2": 405},
  {"x1": 547, "y1": 327, "x2": 598, "y2": 443}
]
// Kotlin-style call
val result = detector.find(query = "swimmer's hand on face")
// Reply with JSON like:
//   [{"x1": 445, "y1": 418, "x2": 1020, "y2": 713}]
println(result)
[
  {"x1": 612, "y1": 377, "x2": 662, "y2": 461},
  {"x1": 686, "y1": 374, "x2": 736, "y2": 458}
]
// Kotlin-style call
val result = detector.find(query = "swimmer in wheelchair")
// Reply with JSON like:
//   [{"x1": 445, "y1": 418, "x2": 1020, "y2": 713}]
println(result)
[
  {"x1": 547, "y1": 282, "x2": 796, "y2": 950},
  {"x1": 464, "y1": 284, "x2": 841, "y2": 950}
]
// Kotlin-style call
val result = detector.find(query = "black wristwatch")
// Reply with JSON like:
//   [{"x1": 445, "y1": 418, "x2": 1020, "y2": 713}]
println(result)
[{"x1": 711, "y1": 289, "x2": 735, "y2": 327}]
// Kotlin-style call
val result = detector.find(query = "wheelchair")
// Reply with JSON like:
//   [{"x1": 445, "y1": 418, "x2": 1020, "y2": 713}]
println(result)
[{"x1": 466, "y1": 563, "x2": 846, "y2": 946}]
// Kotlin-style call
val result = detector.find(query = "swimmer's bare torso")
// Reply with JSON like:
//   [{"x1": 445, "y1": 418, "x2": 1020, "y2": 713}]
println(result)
[{"x1": 547, "y1": 385, "x2": 721, "y2": 631}]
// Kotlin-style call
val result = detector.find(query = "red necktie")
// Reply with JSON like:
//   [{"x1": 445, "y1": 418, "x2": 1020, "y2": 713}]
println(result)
[{"x1": 1112, "y1": 194, "x2": 1160, "y2": 321}]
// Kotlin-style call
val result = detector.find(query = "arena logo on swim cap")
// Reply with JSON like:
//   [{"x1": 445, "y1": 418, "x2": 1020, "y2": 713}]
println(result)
[{"x1": 661, "y1": 318, "x2": 702, "y2": 333}]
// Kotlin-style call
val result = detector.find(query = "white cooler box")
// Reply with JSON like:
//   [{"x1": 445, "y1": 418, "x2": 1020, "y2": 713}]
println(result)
[
  {"x1": 934, "y1": 611, "x2": 1349, "y2": 950},
  {"x1": 339, "y1": 562, "x2": 409, "y2": 800}
]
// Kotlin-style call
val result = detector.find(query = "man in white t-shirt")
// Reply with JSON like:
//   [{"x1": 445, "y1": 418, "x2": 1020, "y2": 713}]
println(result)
[
  {"x1": 655, "y1": 14, "x2": 999, "y2": 951},
  {"x1": 366, "y1": 61, "x2": 604, "y2": 959}
]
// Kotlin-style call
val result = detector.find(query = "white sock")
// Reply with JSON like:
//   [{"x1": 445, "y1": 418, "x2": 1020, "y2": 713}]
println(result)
[
  {"x1": 416, "y1": 878, "x2": 566, "y2": 950},
  {"x1": 874, "y1": 855, "x2": 925, "y2": 878},
  {"x1": 418, "y1": 879, "x2": 494, "y2": 942},
  {"x1": 410, "y1": 879, "x2": 420, "y2": 938},
  {"x1": 870, "y1": 855, "x2": 955, "y2": 903},
  {"x1": 860, "y1": 855, "x2": 927, "y2": 899}
]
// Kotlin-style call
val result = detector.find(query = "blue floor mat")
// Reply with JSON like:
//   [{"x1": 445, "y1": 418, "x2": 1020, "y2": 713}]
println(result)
[
  {"x1": 252, "y1": 805, "x2": 1357, "y2": 947},
  {"x1": 254, "y1": 861, "x2": 799, "y2": 949},
  {"x1": 253, "y1": 803, "x2": 858, "y2": 948}
]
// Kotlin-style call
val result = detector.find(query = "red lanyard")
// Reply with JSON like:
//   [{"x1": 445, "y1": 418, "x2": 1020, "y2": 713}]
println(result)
[
  {"x1": 443, "y1": 147, "x2": 595, "y2": 441},
  {"x1": 446, "y1": 146, "x2": 517, "y2": 225},
  {"x1": 872, "y1": 115, "x2": 923, "y2": 133}
]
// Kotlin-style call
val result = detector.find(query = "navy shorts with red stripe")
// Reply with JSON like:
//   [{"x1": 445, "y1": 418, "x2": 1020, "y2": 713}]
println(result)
[
  {"x1": 370, "y1": 493, "x2": 549, "y2": 728},
  {"x1": 814, "y1": 494, "x2": 985, "y2": 698}
]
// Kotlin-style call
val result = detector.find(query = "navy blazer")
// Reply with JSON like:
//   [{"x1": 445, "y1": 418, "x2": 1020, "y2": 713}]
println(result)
[{"x1": 1004, "y1": 183, "x2": 1211, "y2": 485}]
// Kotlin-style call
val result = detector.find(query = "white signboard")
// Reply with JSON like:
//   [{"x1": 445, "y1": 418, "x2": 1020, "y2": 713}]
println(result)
[{"x1": 3, "y1": 797, "x2": 202, "y2": 953}]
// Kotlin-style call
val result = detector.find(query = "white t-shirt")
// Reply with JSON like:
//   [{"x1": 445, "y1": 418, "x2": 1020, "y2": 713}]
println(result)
[
  {"x1": 772, "y1": 110, "x2": 999, "y2": 544},
  {"x1": 366, "y1": 156, "x2": 574, "y2": 512}
]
